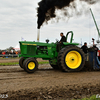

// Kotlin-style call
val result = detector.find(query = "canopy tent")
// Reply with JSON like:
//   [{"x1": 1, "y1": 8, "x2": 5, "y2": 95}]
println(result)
[
  {"x1": 14, "y1": 43, "x2": 20, "y2": 51},
  {"x1": 13, "y1": 37, "x2": 25, "y2": 51}
]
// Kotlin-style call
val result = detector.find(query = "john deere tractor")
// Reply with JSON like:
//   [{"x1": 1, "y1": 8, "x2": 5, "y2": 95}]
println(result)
[{"x1": 19, "y1": 31, "x2": 85, "y2": 73}]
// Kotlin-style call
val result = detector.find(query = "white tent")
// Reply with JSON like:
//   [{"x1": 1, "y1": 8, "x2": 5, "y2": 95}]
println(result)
[
  {"x1": 14, "y1": 43, "x2": 20, "y2": 51},
  {"x1": 14, "y1": 37, "x2": 25, "y2": 51}
]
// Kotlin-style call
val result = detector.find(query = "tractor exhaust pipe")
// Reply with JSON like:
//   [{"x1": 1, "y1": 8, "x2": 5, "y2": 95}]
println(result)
[{"x1": 37, "y1": 29, "x2": 40, "y2": 42}]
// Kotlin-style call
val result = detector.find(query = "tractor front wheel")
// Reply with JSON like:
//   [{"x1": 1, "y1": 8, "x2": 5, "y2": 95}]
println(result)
[
  {"x1": 58, "y1": 45, "x2": 85, "y2": 72},
  {"x1": 23, "y1": 58, "x2": 38, "y2": 73},
  {"x1": 19, "y1": 57, "x2": 25, "y2": 69}
]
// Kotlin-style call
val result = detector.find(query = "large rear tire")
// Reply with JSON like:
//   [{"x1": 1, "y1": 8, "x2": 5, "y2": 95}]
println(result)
[
  {"x1": 19, "y1": 57, "x2": 25, "y2": 69},
  {"x1": 23, "y1": 58, "x2": 38, "y2": 73},
  {"x1": 58, "y1": 45, "x2": 85, "y2": 72}
]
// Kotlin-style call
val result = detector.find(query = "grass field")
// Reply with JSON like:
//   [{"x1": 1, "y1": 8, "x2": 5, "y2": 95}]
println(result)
[
  {"x1": 73, "y1": 95, "x2": 100, "y2": 100},
  {"x1": 0, "y1": 57, "x2": 19, "y2": 59},
  {"x1": 0, "y1": 61, "x2": 49, "y2": 66}
]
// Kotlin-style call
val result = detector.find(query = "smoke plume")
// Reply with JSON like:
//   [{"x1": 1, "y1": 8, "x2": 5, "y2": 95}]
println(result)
[{"x1": 37, "y1": 0, "x2": 99, "y2": 29}]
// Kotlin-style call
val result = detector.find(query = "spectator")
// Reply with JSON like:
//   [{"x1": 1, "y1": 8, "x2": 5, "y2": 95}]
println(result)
[
  {"x1": 93, "y1": 44, "x2": 99, "y2": 55},
  {"x1": 81, "y1": 42, "x2": 88, "y2": 54},
  {"x1": 2, "y1": 51, "x2": 6, "y2": 55}
]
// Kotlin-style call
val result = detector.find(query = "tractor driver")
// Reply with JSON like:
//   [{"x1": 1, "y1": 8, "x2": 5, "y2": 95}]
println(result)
[
  {"x1": 59, "y1": 33, "x2": 66, "y2": 43},
  {"x1": 57, "y1": 32, "x2": 66, "y2": 52}
]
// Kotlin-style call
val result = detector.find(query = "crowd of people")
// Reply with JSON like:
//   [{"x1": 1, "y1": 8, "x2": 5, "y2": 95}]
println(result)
[
  {"x1": 81, "y1": 42, "x2": 99, "y2": 54},
  {"x1": 0, "y1": 50, "x2": 20, "y2": 55}
]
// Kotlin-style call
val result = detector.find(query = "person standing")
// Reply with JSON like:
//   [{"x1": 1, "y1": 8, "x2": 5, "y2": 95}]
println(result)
[
  {"x1": 81, "y1": 42, "x2": 88, "y2": 54},
  {"x1": 93, "y1": 44, "x2": 99, "y2": 54}
]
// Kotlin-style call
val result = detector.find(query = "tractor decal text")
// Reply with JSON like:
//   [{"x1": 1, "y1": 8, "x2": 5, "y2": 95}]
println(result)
[{"x1": 22, "y1": 43, "x2": 37, "y2": 46}]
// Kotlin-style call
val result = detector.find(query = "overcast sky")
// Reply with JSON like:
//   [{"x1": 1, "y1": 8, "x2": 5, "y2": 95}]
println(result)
[{"x1": 0, "y1": 0, "x2": 100, "y2": 50}]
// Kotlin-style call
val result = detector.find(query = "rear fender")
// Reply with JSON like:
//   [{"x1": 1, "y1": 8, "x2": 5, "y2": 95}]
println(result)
[{"x1": 63, "y1": 42, "x2": 79, "y2": 46}]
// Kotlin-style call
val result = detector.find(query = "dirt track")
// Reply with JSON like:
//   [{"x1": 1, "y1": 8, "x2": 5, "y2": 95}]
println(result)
[{"x1": 0, "y1": 63, "x2": 100, "y2": 100}]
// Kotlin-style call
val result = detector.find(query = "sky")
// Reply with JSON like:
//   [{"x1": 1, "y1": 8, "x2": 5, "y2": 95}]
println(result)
[{"x1": 0, "y1": 0, "x2": 100, "y2": 50}]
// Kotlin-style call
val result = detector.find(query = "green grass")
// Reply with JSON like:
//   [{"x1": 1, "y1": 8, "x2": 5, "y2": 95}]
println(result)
[
  {"x1": 39, "y1": 61, "x2": 49, "y2": 64},
  {"x1": 0, "y1": 57, "x2": 19, "y2": 59},
  {"x1": 0, "y1": 61, "x2": 49, "y2": 66},
  {"x1": 0, "y1": 62, "x2": 19, "y2": 66},
  {"x1": 73, "y1": 95, "x2": 100, "y2": 100}
]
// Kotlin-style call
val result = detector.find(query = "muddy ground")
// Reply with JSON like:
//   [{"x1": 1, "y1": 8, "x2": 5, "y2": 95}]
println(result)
[{"x1": 0, "y1": 59, "x2": 100, "y2": 100}]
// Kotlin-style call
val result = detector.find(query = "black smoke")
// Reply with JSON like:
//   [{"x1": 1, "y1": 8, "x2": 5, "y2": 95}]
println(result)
[{"x1": 37, "y1": 0, "x2": 99, "y2": 29}]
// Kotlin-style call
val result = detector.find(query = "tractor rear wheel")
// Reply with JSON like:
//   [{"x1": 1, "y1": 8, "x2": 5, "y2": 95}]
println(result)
[
  {"x1": 49, "y1": 60, "x2": 59, "y2": 69},
  {"x1": 23, "y1": 58, "x2": 38, "y2": 73},
  {"x1": 58, "y1": 45, "x2": 85, "y2": 72},
  {"x1": 19, "y1": 57, "x2": 25, "y2": 69}
]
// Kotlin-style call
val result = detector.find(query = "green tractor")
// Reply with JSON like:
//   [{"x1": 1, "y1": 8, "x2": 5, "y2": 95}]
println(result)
[{"x1": 19, "y1": 31, "x2": 85, "y2": 73}]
